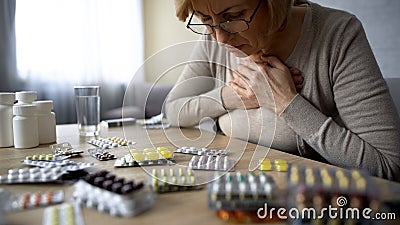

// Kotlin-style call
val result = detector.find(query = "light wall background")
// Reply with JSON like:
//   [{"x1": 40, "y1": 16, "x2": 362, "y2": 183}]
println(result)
[
  {"x1": 143, "y1": 0, "x2": 400, "y2": 84},
  {"x1": 311, "y1": 0, "x2": 400, "y2": 78},
  {"x1": 143, "y1": 0, "x2": 198, "y2": 84}
]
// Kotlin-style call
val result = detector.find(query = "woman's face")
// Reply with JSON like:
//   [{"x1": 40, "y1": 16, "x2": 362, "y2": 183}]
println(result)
[{"x1": 190, "y1": 0, "x2": 271, "y2": 56}]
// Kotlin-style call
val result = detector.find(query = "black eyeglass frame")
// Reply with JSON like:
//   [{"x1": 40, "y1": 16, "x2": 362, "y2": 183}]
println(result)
[{"x1": 186, "y1": 0, "x2": 263, "y2": 35}]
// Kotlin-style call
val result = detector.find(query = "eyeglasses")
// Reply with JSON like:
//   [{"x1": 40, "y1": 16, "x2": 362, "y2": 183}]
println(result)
[{"x1": 186, "y1": 0, "x2": 262, "y2": 35}]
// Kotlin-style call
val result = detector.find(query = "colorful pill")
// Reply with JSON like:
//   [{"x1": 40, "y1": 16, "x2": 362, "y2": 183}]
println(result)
[
  {"x1": 160, "y1": 168, "x2": 166, "y2": 176},
  {"x1": 178, "y1": 168, "x2": 184, "y2": 176},
  {"x1": 275, "y1": 163, "x2": 288, "y2": 172},
  {"x1": 143, "y1": 148, "x2": 155, "y2": 153},
  {"x1": 157, "y1": 147, "x2": 169, "y2": 153},
  {"x1": 335, "y1": 170, "x2": 345, "y2": 178},
  {"x1": 132, "y1": 153, "x2": 145, "y2": 161},
  {"x1": 129, "y1": 149, "x2": 141, "y2": 155},
  {"x1": 274, "y1": 159, "x2": 287, "y2": 165},
  {"x1": 19, "y1": 168, "x2": 29, "y2": 174},
  {"x1": 351, "y1": 170, "x2": 362, "y2": 179},
  {"x1": 180, "y1": 176, "x2": 186, "y2": 185},
  {"x1": 259, "y1": 163, "x2": 272, "y2": 171},
  {"x1": 189, "y1": 176, "x2": 195, "y2": 184},
  {"x1": 146, "y1": 152, "x2": 159, "y2": 160},
  {"x1": 159, "y1": 150, "x2": 173, "y2": 159},
  {"x1": 259, "y1": 158, "x2": 271, "y2": 165},
  {"x1": 356, "y1": 178, "x2": 366, "y2": 191},
  {"x1": 29, "y1": 167, "x2": 40, "y2": 173},
  {"x1": 187, "y1": 168, "x2": 193, "y2": 176},
  {"x1": 151, "y1": 169, "x2": 157, "y2": 176}
]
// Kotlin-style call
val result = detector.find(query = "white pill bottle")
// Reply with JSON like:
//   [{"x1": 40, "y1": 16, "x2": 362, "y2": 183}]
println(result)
[
  {"x1": 13, "y1": 105, "x2": 39, "y2": 148},
  {"x1": 15, "y1": 91, "x2": 37, "y2": 105},
  {"x1": 33, "y1": 100, "x2": 57, "y2": 144},
  {"x1": 0, "y1": 93, "x2": 16, "y2": 147}
]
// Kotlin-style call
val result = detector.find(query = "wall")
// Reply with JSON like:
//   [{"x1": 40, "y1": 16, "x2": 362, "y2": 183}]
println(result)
[
  {"x1": 311, "y1": 0, "x2": 400, "y2": 78},
  {"x1": 143, "y1": 0, "x2": 198, "y2": 84}
]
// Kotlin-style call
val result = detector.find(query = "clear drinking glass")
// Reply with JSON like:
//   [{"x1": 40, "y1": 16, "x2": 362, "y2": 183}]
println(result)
[{"x1": 74, "y1": 86, "x2": 100, "y2": 136}]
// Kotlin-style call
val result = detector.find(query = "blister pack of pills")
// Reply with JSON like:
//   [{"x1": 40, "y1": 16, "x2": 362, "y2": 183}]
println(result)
[
  {"x1": 74, "y1": 170, "x2": 154, "y2": 217},
  {"x1": 43, "y1": 203, "x2": 85, "y2": 225},
  {"x1": 208, "y1": 172, "x2": 284, "y2": 211},
  {"x1": 22, "y1": 159, "x2": 95, "y2": 171},
  {"x1": 149, "y1": 167, "x2": 202, "y2": 193},
  {"x1": 88, "y1": 137, "x2": 135, "y2": 149},
  {"x1": 175, "y1": 146, "x2": 228, "y2": 156},
  {"x1": 25, "y1": 154, "x2": 70, "y2": 161},
  {"x1": 9, "y1": 190, "x2": 64, "y2": 211},
  {"x1": 88, "y1": 148, "x2": 117, "y2": 161},
  {"x1": 143, "y1": 123, "x2": 171, "y2": 129},
  {"x1": 258, "y1": 158, "x2": 289, "y2": 172},
  {"x1": 0, "y1": 167, "x2": 67, "y2": 184},
  {"x1": 50, "y1": 142, "x2": 84, "y2": 157},
  {"x1": 188, "y1": 155, "x2": 235, "y2": 171},
  {"x1": 114, "y1": 147, "x2": 174, "y2": 167},
  {"x1": 287, "y1": 165, "x2": 380, "y2": 225},
  {"x1": 288, "y1": 165, "x2": 378, "y2": 199}
]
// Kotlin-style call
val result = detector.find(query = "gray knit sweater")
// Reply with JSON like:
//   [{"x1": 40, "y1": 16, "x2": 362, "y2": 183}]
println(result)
[{"x1": 165, "y1": 2, "x2": 400, "y2": 181}]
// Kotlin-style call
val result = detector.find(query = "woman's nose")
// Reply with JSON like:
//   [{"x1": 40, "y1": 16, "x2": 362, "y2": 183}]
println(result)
[{"x1": 213, "y1": 28, "x2": 232, "y2": 45}]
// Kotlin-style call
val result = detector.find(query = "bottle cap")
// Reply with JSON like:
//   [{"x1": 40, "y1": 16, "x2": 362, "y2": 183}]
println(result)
[
  {"x1": 15, "y1": 91, "x2": 37, "y2": 103},
  {"x1": 33, "y1": 100, "x2": 53, "y2": 113},
  {"x1": 0, "y1": 93, "x2": 16, "y2": 105},
  {"x1": 13, "y1": 105, "x2": 36, "y2": 116}
]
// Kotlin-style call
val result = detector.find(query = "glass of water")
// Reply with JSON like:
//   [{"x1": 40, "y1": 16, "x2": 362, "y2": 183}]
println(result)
[{"x1": 74, "y1": 86, "x2": 100, "y2": 136}]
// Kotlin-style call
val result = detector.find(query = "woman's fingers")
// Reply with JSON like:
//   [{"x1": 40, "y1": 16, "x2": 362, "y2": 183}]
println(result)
[
  {"x1": 292, "y1": 74, "x2": 304, "y2": 84},
  {"x1": 229, "y1": 82, "x2": 260, "y2": 109},
  {"x1": 262, "y1": 57, "x2": 304, "y2": 93},
  {"x1": 229, "y1": 80, "x2": 246, "y2": 93},
  {"x1": 261, "y1": 55, "x2": 288, "y2": 71},
  {"x1": 289, "y1": 67, "x2": 304, "y2": 92},
  {"x1": 231, "y1": 71, "x2": 250, "y2": 89},
  {"x1": 290, "y1": 68, "x2": 303, "y2": 84},
  {"x1": 289, "y1": 67, "x2": 301, "y2": 75}
]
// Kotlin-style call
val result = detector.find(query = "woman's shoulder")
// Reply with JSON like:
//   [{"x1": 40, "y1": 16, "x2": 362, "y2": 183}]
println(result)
[
  {"x1": 306, "y1": 1, "x2": 365, "y2": 49},
  {"x1": 309, "y1": 2, "x2": 360, "y2": 32}
]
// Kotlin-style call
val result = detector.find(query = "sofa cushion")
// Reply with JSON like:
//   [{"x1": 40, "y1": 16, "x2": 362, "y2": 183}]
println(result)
[{"x1": 103, "y1": 82, "x2": 173, "y2": 119}]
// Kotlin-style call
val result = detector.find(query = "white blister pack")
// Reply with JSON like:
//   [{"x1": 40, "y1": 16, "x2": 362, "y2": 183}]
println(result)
[{"x1": 188, "y1": 155, "x2": 235, "y2": 171}]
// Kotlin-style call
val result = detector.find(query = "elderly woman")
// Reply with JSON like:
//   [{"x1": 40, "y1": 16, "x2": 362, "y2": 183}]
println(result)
[{"x1": 165, "y1": 0, "x2": 400, "y2": 181}]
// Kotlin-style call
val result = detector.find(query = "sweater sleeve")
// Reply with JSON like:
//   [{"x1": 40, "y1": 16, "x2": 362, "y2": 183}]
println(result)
[
  {"x1": 281, "y1": 16, "x2": 400, "y2": 181},
  {"x1": 165, "y1": 39, "x2": 228, "y2": 127}
]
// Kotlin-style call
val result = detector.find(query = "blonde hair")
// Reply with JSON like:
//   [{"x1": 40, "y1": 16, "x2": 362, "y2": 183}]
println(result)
[
  {"x1": 175, "y1": 0, "x2": 193, "y2": 22},
  {"x1": 175, "y1": 0, "x2": 293, "y2": 34}
]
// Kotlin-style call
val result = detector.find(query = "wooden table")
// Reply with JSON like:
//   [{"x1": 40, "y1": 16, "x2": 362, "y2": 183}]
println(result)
[{"x1": 1, "y1": 124, "x2": 399, "y2": 225}]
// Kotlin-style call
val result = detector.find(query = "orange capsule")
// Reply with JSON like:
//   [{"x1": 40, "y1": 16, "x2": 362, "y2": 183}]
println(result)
[
  {"x1": 34, "y1": 193, "x2": 41, "y2": 206},
  {"x1": 217, "y1": 210, "x2": 232, "y2": 222}
]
